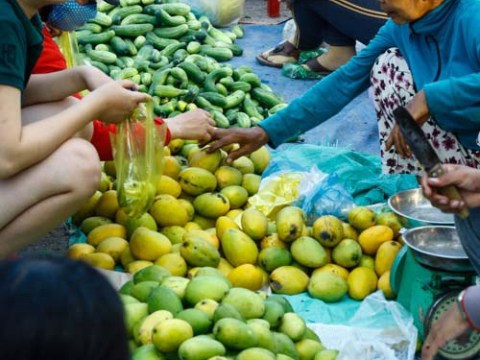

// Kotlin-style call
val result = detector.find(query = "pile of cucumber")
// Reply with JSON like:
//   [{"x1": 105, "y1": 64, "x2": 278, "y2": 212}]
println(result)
[{"x1": 76, "y1": 0, "x2": 288, "y2": 128}]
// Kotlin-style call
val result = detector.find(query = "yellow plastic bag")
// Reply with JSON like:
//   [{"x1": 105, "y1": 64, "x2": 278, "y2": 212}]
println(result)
[
  {"x1": 56, "y1": 31, "x2": 82, "y2": 69},
  {"x1": 110, "y1": 101, "x2": 166, "y2": 218}
]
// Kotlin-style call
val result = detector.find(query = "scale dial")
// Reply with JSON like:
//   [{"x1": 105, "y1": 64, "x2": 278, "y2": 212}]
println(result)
[{"x1": 424, "y1": 291, "x2": 480, "y2": 359}]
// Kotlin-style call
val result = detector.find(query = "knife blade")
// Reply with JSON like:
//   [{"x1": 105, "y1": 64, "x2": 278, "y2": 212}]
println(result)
[{"x1": 392, "y1": 106, "x2": 469, "y2": 219}]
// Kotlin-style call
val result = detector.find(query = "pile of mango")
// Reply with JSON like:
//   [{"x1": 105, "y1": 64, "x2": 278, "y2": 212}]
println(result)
[
  {"x1": 75, "y1": 0, "x2": 287, "y2": 126},
  {"x1": 69, "y1": 140, "x2": 404, "y2": 303},
  {"x1": 122, "y1": 264, "x2": 340, "y2": 360}
]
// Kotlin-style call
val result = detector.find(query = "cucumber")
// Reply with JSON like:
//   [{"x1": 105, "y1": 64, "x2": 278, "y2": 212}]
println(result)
[
  {"x1": 90, "y1": 60, "x2": 110, "y2": 74},
  {"x1": 89, "y1": 12, "x2": 112, "y2": 27},
  {"x1": 199, "y1": 92, "x2": 227, "y2": 107},
  {"x1": 211, "y1": 110, "x2": 230, "y2": 128},
  {"x1": 252, "y1": 88, "x2": 284, "y2": 109},
  {"x1": 239, "y1": 73, "x2": 261, "y2": 88},
  {"x1": 230, "y1": 81, "x2": 251, "y2": 92},
  {"x1": 120, "y1": 14, "x2": 157, "y2": 26},
  {"x1": 170, "y1": 67, "x2": 189, "y2": 89},
  {"x1": 95, "y1": 43, "x2": 110, "y2": 52},
  {"x1": 224, "y1": 90, "x2": 246, "y2": 110},
  {"x1": 77, "y1": 30, "x2": 115, "y2": 45},
  {"x1": 231, "y1": 24, "x2": 244, "y2": 38},
  {"x1": 243, "y1": 95, "x2": 264, "y2": 120},
  {"x1": 199, "y1": 46, "x2": 233, "y2": 62},
  {"x1": 111, "y1": 24, "x2": 154, "y2": 37},
  {"x1": 160, "y1": 42, "x2": 186, "y2": 58},
  {"x1": 154, "y1": 24, "x2": 189, "y2": 39},
  {"x1": 124, "y1": 39, "x2": 138, "y2": 56},
  {"x1": 236, "y1": 112, "x2": 252, "y2": 128},
  {"x1": 146, "y1": 32, "x2": 179, "y2": 50},
  {"x1": 208, "y1": 27, "x2": 233, "y2": 44},
  {"x1": 159, "y1": 3, "x2": 191, "y2": 16},
  {"x1": 154, "y1": 85, "x2": 188, "y2": 98},
  {"x1": 157, "y1": 8, "x2": 187, "y2": 27},
  {"x1": 110, "y1": 36, "x2": 130, "y2": 56},
  {"x1": 195, "y1": 96, "x2": 223, "y2": 112},
  {"x1": 186, "y1": 41, "x2": 201, "y2": 54},
  {"x1": 78, "y1": 23, "x2": 102, "y2": 34},
  {"x1": 97, "y1": 1, "x2": 115, "y2": 13},
  {"x1": 137, "y1": 44, "x2": 154, "y2": 60},
  {"x1": 86, "y1": 48, "x2": 117, "y2": 64},
  {"x1": 108, "y1": 5, "x2": 143, "y2": 21},
  {"x1": 118, "y1": 67, "x2": 139, "y2": 80},
  {"x1": 215, "y1": 83, "x2": 228, "y2": 96},
  {"x1": 177, "y1": 61, "x2": 205, "y2": 84},
  {"x1": 173, "y1": 48, "x2": 189, "y2": 64},
  {"x1": 203, "y1": 66, "x2": 233, "y2": 93},
  {"x1": 133, "y1": 35, "x2": 146, "y2": 49}
]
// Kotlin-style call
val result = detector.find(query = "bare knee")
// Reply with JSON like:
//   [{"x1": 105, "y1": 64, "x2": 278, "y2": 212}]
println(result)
[{"x1": 60, "y1": 139, "x2": 101, "y2": 199}]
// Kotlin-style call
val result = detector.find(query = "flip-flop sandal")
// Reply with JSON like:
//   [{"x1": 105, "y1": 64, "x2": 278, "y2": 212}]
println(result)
[
  {"x1": 301, "y1": 56, "x2": 334, "y2": 76},
  {"x1": 256, "y1": 41, "x2": 300, "y2": 68}
]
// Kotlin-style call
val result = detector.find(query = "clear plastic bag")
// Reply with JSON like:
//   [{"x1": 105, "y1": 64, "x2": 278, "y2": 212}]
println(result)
[
  {"x1": 180, "y1": 0, "x2": 245, "y2": 27},
  {"x1": 110, "y1": 101, "x2": 166, "y2": 218}
]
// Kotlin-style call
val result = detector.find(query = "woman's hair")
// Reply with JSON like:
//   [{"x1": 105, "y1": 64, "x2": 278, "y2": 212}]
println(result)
[
  {"x1": 0, "y1": 257, "x2": 130, "y2": 360},
  {"x1": 39, "y1": 6, "x2": 53, "y2": 22}
]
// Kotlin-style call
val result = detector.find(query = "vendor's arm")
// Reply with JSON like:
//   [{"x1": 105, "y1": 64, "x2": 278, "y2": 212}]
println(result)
[
  {"x1": 23, "y1": 66, "x2": 115, "y2": 106},
  {"x1": 259, "y1": 22, "x2": 396, "y2": 148},
  {"x1": 422, "y1": 286, "x2": 480, "y2": 360},
  {"x1": 420, "y1": 164, "x2": 480, "y2": 212},
  {"x1": 0, "y1": 80, "x2": 148, "y2": 179}
]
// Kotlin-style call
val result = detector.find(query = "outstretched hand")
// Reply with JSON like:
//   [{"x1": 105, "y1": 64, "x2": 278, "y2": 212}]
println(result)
[
  {"x1": 420, "y1": 164, "x2": 480, "y2": 212},
  {"x1": 166, "y1": 109, "x2": 215, "y2": 142},
  {"x1": 207, "y1": 127, "x2": 269, "y2": 163}
]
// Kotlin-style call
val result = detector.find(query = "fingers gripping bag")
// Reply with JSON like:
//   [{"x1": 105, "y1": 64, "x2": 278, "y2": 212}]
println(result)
[{"x1": 110, "y1": 101, "x2": 166, "y2": 218}]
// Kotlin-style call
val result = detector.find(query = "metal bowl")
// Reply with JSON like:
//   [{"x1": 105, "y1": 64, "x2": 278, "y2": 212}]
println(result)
[
  {"x1": 388, "y1": 188, "x2": 454, "y2": 228},
  {"x1": 402, "y1": 226, "x2": 473, "y2": 272}
]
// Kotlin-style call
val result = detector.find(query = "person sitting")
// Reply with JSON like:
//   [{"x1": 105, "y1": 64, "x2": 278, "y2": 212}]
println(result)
[
  {"x1": 0, "y1": 256, "x2": 130, "y2": 360},
  {"x1": 420, "y1": 164, "x2": 480, "y2": 360},
  {"x1": 209, "y1": 0, "x2": 480, "y2": 177},
  {"x1": 257, "y1": 0, "x2": 387, "y2": 75}
]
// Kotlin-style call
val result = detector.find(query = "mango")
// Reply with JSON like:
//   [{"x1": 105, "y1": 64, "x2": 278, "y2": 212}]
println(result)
[
  {"x1": 81, "y1": 252, "x2": 115, "y2": 270},
  {"x1": 270, "y1": 266, "x2": 309, "y2": 295},
  {"x1": 160, "y1": 225, "x2": 186, "y2": 245},
  {"x1": 155, "y1": 253, "x2": 187, "y2": 277},
  {"x1": 241, "y1": 208, "x2": 268, "y2": 240},
  {"x1": 374, "y1": 240, "x2": 402, "y2": 276},
  {"x1": 359, "y1": 254, "x2": 375, "y2": 270},
  {"x1": 80, "y1": 216, "x2": 112, "y2": 235},
  {"x1": 148, "y1": 285, "x2": 183, "y2": 315},
  {"x1": 96, "y1": 237, "x2": 129, "y2": 262},
  {"x1": 237, "y1": 347, "x2": 276, "y2": 360},
  {"x1": 177, "y1": 308, "x2": 213, "y2": 336},
  {"x1": 249, "y1": 146, "x2": 271, "y2": 174},
  {"x1": 220, "y1": 185, "x2": 249, "y2": 209},
  {"x1": 131, "y1": 344, "x2": 164, "y2": 360},
  {"x1": 87, "y1": 223, "x2": 127, "y2": 246},
  {"x1": 331, "y1": 239, "x2": 362, "y2": 268},
  {"x1": 168, "y1": 138, "x2": 185, "y2": 155},
  {"x1": 258, "y1": 246, "x2": 292, "y2": 272},
  {"x1": 348, "y1": 206, "x2": 376, "y2": 231},
  {"x1": 150, "y1": 194, "x2": 189, "y2": 227},
  {"x1": 378, "y1": 270, "x2": 396, "y2": 299},
  {"x1": 72, "y1": 190, "x2": 102, "y2": 225},
  {"x1": 181, "y1": 233, "x2": 221, "y2": 267},
  {"x1": 314, "y1": 349, "x2": 339, "y2": 360},
  {"x1": 217, "y1": 257, "x2": 234, "y2": 277},
  {"x1": 213, "y1": 318, "x2": 258, "y2": 350},
  {"x1": 189, "y1": 148, "x2": 223, "y2": 173},
  {"x1": 152, "y1": 319, "x2": 194, "y2": 353},
  {"x1": 295, "y1": 339, "x2": 325, "y2": 360},
  {"x1": 215, "y1": 166, "x2": 243, "y2": 189},
  {"x1": 178, "y1": 335, "x2": 226, "y2": 360},
  {"x1": 94, "y1": 189, "x2": 119, "y2": 219},
  {"x1": 162, "y1": 155, "x2": 182, "y2": 179},
  {"x1": 242, "y1": 173, "x2": 261, "y2": 195},
  {"x1": 160, "y1": 276, "x2": 190, "y2": 299},
  {"x1": 375, "y1": 211, "x2": 403, "y2": 237},
  {"x1": 232, "y1": 156, "x2": 255, "y2": 174},
  {"x1": 260, "y1": 233, "x2": 288, "y2": 249},
  {"x1": 312, "y1": 215, "x2": 344, "y2": 248},
  {"x1": 358, "y1": 225, "x2": 394, "y2": 255},
  {"x1": 179, "y1": 167, "x2": 217, "y2": 196},
  {"x1": 213, "y1": 302, "x2": 245, "y2": 323},
  {"x1": 126, "y1": 260, "x2": 154, "y2": 274},
  {"x1": 184, "y1": 275, "x2": 231, "y2": 306},
  {"x1": 154, "y1": 175, "x2": 182, "y2": 198},
  {"x1": 308, "y1": 271, "x2": 348, "y2": 303},
  {"x1": 279, "y1": 312, "x2": 306, "y2": 341},
  {"x1": 67, "y1": 243, "x2": 95, "y2": 260},
  {"x1": 120, "y1": 246, "x2": 136, "y2": 269},
  {"x1": 216, "y1": 216, "x2": 240, "y2": 240},
  {"x1": 194, "y1": 299, "x2": 219, "y2": 320},
  {"x1": 227, "y1": 264, "x2": 264, "y2": 291},
  {"x1": 290, "y1": 236, "x2": 329, "y2": 268},
  {"x1": 193, "y1": 192, "x2": 230, "y2": 218},
  {"x1": 133, "y1": 265, "x2": 171, "y2": 284},
  {"x1": 103, "y1": 160, "x2": 116, "y2": 178},
  {"x1": 137, "y1": 310, "x2": 173, "y2": 345},
  {"x1": 347, "y1": 267, "x2": 378, "y2": 301},
  {"x1": 178, "y1": 198, "x2": 195, "y2": 221},
  {"x1": 126, "y1": 212, "x2": 158, "y2": 238},
  {"x1": 262, "y1": 300, "x2": 285, "y2": 328},
  {"x1": 124, "y1": 302, "x2": 148, "y2": 338},
  {"x1": 312, "y1": 264, "x2": 349, "y2": 281},
  {"x1": 342, "y1": 222, "x2": 359, "y2": 240},
  {"x1": 186, "y1": 229, "x2": 219, "y2": 249},
  {"x1": 192, "y1": 214, "x2": 217, "y2": 229},
  {"x1": 98, "y1": 172, "x2": 112, "y2": 193},
  {"x1": 272, "y1": 332, "x2": 299, "y2": 360},
  {"x1": 276, "y1": 206, "x2": 306, "y2": 243},
  {"x1": 221, "y1": 228, "x2": 258, "y2": 266},
  {"x1": 130, "y1": 227, "x2": 172, "y2": 261},
  {"x1": 221, "y1": 287, "x2": 265, "y2": 320}
]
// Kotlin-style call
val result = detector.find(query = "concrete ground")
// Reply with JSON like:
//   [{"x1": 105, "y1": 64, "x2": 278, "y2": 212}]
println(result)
[{"x1": 20, "y1": 0, "x2": 292, "y2": 257}]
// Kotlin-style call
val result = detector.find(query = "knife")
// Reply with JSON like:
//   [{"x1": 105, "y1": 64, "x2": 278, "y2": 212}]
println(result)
[{"x1": 392, "y1": 106, "x2": 469, "y2": 219}]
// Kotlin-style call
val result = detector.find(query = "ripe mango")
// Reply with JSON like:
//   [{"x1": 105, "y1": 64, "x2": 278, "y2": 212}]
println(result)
[
  {"x1": 221, "y1": 228, "x2": 258, "y2": 267},
  {"x1": 194, "y1": 299, "x2": 219, "y2": 320},
  {"x1": 347, "y1": 267, "x2": 378, "y2": 301},
  {"x1": 96, "y1": 237, "x2": 129, "y2": 262},
  {"x1": 178, "y1": 335, "x2": 226, "y2": 360},
  {"x1": 358, "y1": 225, "x2": 394, "y2": 256},
  {"x1": 160, "y1": 225, "x2": 186, "y2": 245},
  {"x1": 374, "y1": 241, "x2": 402, "y2": 276},
  {"x1": 87, "y1": 223, "x2": 127, "y2": 246},
  {"x1": 168, "y1": 138, "x2": 185, "y2": 155},
  {"x1": 155, "y1": 253, "x2": 187, "y2": 277},
  {"x1": 179, "y1": 167, "x2": 217, "y2": 196},
  {"x1": 290, "y1": 236, "x2": 329, "y2": 268},
  {"x1": 79, "y1": 216, "x2": 112, "y2": 235},
  {"x1": 152, "y1": 318, "x2": 194, "y2": 353},
  {"x1": 232, "y1": 156, "x2": 255, "y2": 174},
  {"x1": 154, "y1": 175, "x2": 182, "y2": 198},
  {"x1": 81, "y1": 252, "x2": 115, "y2": 270},
  {"x1": 130, "y1": 227, "x2": 172, "y2": 261},
  {"x1": 125, "y1": 260, "x2": 154, "y2": 274},
  {"x1": 260, "y1": 233, "x2": 288, "y2": 249},
  {"x1": 227, "y1": 264, "x2": 264, "y2": 291},
  {"x1": 241, "y1": 208, "x2": 268, "y2": 240},
  {"x1": 94, "y1": 189, "x2": 119, "y2": 219},
  {"x1": 150, "y1": 194, "x2": 190, "y2": 227},
  {"x1": 249, "y1": 146, "x2": 271, "y2": 175},
  {"x1": 378, "y1": 270, "x2": 396, "y2": 299},
  {"x1": 125, "y1": 212, "x2": 158, "y2": 239},
  {"x1": 181, "y1": 233, "x2": 221, "y2": 267},
  {"x1": 215, "y1": 166, "x2": 243, "y2": 189},
  {"x1": 308, "y1": 271, "x2": 348, "y2": 303},
  {"x1": 192, "y1": 214, "x2": 217, "y2": 229},
  {"x1": 72, "y1": 190, "x2": 102, "y2": 225},
  {"x1": 348, "y1": 206, "x2": 376, "y2": 231},
  {"x1": 276, "y1": 206, "x2": 306, "y2": 243},
  {"x1": 342, "y1": 222, "x2": 359, "y2": 240},
  {"x1": 178, "y1": 199, "x2": 195, "y2": 221},
  {"x1": 193, "y1": 192, "x2": 230, "y2": 218},
  {"x1": 161, "y1": 276, "x2": 190, "y2": 300},
  {"x1": 213, "y1": 318, "x2": 258, "y2": 350},
  {"x1": 162, "y1": 155, "x2": 182, "y2": 179},
  {"x1": 242, "y1": 173, "x2": 261, "y2": 195},
  {"x1": 313, "y1": 263, "x2": 349, "y2": 281},
  {"x1": 270, "y1": 266, "x2": 309, "y2": 295},
  {"x1": 222, "y1": 287, "x2": 265, "y2": 320},
  {"x1": 216, "y1": 216, "x2": 240, "y2": 240},
  {"x1": 331, "y1": 239, "x2": 362, "y2": 268},
  {"x1": 375, "y1": 211, "x2": 403, "y2": 237},
  {"x1": 220, "y1": 185, "x2": 249, "y2": 209},
  {"x1": 67, "y1": 243, "x2": 95, "y2": 260},
  {"x1": 312, "y1": 215, "x2": 344, "y2": 248},
  {"x1": 189, "y1": 148, "x2": 223, "y2": 173}
]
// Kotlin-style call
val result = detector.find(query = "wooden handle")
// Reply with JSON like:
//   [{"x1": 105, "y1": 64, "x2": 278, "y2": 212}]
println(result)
[{"x1": 429, "y1": 164, "x2": 469, "y2": 219}]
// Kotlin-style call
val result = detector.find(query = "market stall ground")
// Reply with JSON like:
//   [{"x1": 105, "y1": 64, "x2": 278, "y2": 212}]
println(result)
[{"x1": 20, "y1": 1, "x2": 380, "y2": 258}]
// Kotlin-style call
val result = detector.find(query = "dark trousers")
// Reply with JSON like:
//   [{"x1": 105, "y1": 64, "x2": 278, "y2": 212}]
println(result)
[{"x1": 292, "y1": 0, "x2": 387, "y2": 49}]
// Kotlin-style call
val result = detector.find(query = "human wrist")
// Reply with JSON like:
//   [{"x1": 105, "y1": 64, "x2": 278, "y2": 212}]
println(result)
[
  {"x1": 253, "y1": 126, "x2": 270, "y2": 145},
  {"x1": 406, "y1": 91, "x2": 429, "y2": 126}
]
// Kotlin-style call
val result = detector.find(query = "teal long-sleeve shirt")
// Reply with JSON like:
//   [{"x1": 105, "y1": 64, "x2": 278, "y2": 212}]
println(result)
[{"x1": 260, "y1": 0, "x2": 480, "y2": 150}]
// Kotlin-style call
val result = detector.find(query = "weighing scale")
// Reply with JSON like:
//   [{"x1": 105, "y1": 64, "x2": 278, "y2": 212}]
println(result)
[{"x1": 391, "y1": 246, "x2": 480, "y2": 359}]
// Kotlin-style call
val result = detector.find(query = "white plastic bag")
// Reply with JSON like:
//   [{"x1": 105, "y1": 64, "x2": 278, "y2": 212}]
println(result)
[
  {"x1": 308, "y1": 292, "x2": 418, "y2": 360},
  {"x1": 180, "y1": 0, "x2": 245, "y2": 27}
]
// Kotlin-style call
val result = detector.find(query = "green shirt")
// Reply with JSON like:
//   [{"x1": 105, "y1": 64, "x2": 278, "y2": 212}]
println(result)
[{"x1": 0, "y1": 0, "x2": 43, "y2": 91}]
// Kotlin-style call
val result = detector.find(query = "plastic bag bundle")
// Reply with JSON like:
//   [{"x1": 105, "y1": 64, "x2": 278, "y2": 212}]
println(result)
[
  {"x1": 180, "y1": 0, "x2": 245, "y2": 27},
  {"x1": 282, "y1": 47, "x2": 328, "y2": 80},
  {"x1": 110, "y1": 101, "x2": 166, "y2": 218},
  {"x1": 57, "y1": 31, "x2": 82, "y2": 68},
  {"x1": 47, "y1": 0, "x2": 97, "y2": 31}
]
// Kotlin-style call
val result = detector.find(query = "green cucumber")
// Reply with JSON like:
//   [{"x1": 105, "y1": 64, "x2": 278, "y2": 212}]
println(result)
[
  {"x1": 110, "y1": 24, "x2": 154, "y2": 37},
  {"x1": 77, "y1": 30, "x2": 115, "y2": 45}
]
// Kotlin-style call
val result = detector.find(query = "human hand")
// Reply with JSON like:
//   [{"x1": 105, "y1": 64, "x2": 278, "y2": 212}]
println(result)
[
  {"x1": 421, "y1": 303, "x2": 470, "y2": 360},
  {"x1": 165, "y1": 109, "x2": 215, "y2": 142},
  {"x1": 385, "y1": 124, "x2": 412, "y2": 158},
  {"x1": 85, "y1": 80, "x2": 150, "y2": 124},
  {"x1": 420, "y1": 164, "x2": 480, "y2": 211},
  {"x1": 207, "y1": 127, "x2": 269, "y2": 163}
]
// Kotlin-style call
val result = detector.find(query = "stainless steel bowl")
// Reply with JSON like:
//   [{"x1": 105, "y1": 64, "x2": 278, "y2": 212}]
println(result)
[
  {"x1": 402, "y1": 226, "x2": 473, "y2": 272},
  {"x1": 388, "y1": 188, "x2": 454, "y2": 228}
]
